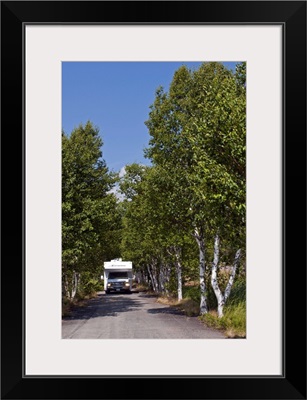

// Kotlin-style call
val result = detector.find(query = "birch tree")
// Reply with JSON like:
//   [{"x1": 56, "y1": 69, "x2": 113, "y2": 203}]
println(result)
[
  {"x1": 145, "y1": 62, "x2": 246, "y2": 315},
  {"x1": 119, "y1": 163, "x2": 193, "y2": 299},
  {"x1": 211, "y1": 234, "x2": 242, "y2": 317},
  {"x1": 188, "y1": 63, "x2": 246, "y2": 315}
]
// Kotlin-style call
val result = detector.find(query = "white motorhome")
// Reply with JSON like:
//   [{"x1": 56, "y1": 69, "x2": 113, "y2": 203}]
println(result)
[{"x1": 103, "y1": 258, "x2": 133, "y2": 294}]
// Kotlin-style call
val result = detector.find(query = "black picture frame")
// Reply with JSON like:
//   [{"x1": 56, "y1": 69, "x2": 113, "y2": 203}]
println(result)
[{"x1": 1, "y1": 1, "x2": 306, "y2": 399}]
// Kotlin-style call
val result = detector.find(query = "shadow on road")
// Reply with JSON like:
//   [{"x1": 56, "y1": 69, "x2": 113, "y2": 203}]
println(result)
[
  {"x1": 63, "y1": 294, "x2": 142, "y2": 321},
  {"x1": 147, "y1": 307, "x2": 185, "y2": 316},
  {"x1": 138, "y1": 293, "x2": 159, "y2": 299}
]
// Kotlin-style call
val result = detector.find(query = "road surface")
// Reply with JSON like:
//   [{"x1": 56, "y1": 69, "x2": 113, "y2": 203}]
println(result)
[{"x1": 62, "y1": 291, "x2": 225, "y2": 339}]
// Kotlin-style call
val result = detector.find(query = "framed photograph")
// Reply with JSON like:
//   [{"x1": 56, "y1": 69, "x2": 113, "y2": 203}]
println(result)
[{"x1": 1, "y1": 1, "x2": 306, "y2": 399}]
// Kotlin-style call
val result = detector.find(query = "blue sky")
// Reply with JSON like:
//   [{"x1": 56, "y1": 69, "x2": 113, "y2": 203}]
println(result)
[{"x1": 62, "y1": 61, "x2": 238, "y2": 174}]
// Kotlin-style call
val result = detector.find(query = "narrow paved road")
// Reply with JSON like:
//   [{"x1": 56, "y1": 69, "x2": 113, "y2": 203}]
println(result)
[{"x1": 62, "y1": 291, "x2": 225, "y2": 339}]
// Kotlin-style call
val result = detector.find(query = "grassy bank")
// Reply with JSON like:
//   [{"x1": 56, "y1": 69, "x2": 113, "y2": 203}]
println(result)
[
  {"x1": 199, "y1": 302, "x2": 246, "y2": 338},
  {"x1": 201, "y1": 280, "x2": 246, "y2": 338},
  {"x1": 156, "y1": 279, "x2": 246, "y2": 338}
]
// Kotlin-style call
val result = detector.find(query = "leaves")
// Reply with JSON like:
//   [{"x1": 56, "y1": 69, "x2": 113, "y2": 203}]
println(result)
[
  {"x1": 62, "y1": 121, "x2": 122, "y2": 275},
  {"x1": 145, "y1": 61, "x2": 246, "y2": 246}
]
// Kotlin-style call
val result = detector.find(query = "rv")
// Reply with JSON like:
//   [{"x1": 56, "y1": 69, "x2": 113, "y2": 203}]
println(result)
[{"x1": 103, "y1": 258, "x2": 133, "y2": 294}]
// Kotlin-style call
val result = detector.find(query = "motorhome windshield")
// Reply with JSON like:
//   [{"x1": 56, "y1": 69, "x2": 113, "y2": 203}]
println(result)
[{"x1": 108, "y1": 272, "x2": 128, "y2": 279}]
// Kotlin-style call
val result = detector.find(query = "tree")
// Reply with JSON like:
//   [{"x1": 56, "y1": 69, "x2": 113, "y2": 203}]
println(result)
[
  {"x1": 119, "y1": 163, "x2": 153, "y2": 285},
  {"x1": 188, "y1": 63, "x2": 246, "y2": 316},
  {"x1": 119, "y1": 163, "x2": 193, "y2": 300},
  {"x1": 142, "y1": 165, "x2": 192, "y2": 300},
  {"x1": 210, "y1": 234, "x2": 242, "y2": 317},
  {"x1": 145, "y1": 62, "x2": 246, "y2": 315},
  {"x1": 62, "y1": 121, "x2": 121, "y2": 300}
]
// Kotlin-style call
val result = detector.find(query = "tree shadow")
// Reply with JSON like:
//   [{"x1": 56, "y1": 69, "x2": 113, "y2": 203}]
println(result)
[
  {"x1": 147, "y1": 307, "x2": 185, "y2": 316},
  {"x1": 138, "y1": 293, "x2": 159, "y2": 299},
  {"x1": 63, "y1": 294, "x2": 143, "y2": 320}
]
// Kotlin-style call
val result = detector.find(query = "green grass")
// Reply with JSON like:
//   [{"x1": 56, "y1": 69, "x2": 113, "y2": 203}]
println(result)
[
  {"x1": 184, "y1": 278, "x2": 246, "y2": 337},
  {"x1": 199, "y1": 279, "x2": 246, "y2": 338},
  {"x1": 200, "y1": 301, "x2": 246, "y2": 338}
]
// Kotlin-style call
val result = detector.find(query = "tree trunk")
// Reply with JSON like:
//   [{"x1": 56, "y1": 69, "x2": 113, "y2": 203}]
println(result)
[
  {"x1": 70, "y1": 271, "x2": 80, "y2": 300},
  {"x1": 211, "y1": 234, "x2": 225, "y2": 317},
  {"x1": 62, "y1": 268, "x2": 70, "y2": 299},
  {"x1": 224, "y1": 249, "x2": 242, "y2": 302},
  {"x1": 174, "y1": 247, "x2": 183, "y2": 301},
  {"x1": 194, "y1": 228, "x2": 208, "y2": 314},
  {"x1": 147, "y1": 264, "x2": 155, "y2": 291},
  {"x1": 165, "y1": 263, "x2": 171, "y2": 296},
  {"x1": 152, "y1": 261, "x2": 159, "y2": 292},
  {"x1": 210, "y1": 234, "x2": 242, "y2": 318},
  {"x1": 159, "y1": 266, "x2": 165, "y2": 294},
  {"x1": 160, "y1": 262, "x2": 171, "y2": 295},
  {"x1": 140, "y1": 269, "x2": 148, "y2": 285},
  {"x1": 147, "y1": 262, "x2": 159, "y2": 292}
]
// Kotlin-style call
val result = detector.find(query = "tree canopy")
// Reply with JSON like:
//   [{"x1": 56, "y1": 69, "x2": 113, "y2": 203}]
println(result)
[{"x1": 62, "y1": 62, "x2": 246, "y2": 321}]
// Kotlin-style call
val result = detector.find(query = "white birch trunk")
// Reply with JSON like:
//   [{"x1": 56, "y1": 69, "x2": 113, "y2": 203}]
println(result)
[
  {"x1": 165, "y1": 264, "x2": 171, "y2": 296},
  {"x1": 152, "y1": 262, "x2": 159, "y2": 292},
  {"x1": 148, "y1": 262, "x2": 159, "y2": 292},
  {"x1": 160, "y1": 263, "x2": 171, "y2": 295},
  {"x1": 174, "y1": 247, "x2": 183, "y2": 302},
  {"x1": 224, "y1": 249, "x2": 241, "y2": 303},
  {"x1": 211, "y1": 235, "x2": 225, "y2": 318},
  {"x1": 194, "y1": 228, "x2": 208, "y2": 314},
  {"x1": 147, "y1": 264, "x2": 155, "y2": 292},
  {"x1": 210, "y1": 234, "x2": 242, "y2": 318},
  {"x1": 177, "y1": 263, "x2": 183, "y2": 302},
  {"x1": 70, "y1": 271, "x2": 79, "y2": 300},
  {"x1": 62, "y1": 271, "x2": 70, "y2": 299},
  {"x1": 159, "y1": 267, "x2": 165, "y2": 293}
]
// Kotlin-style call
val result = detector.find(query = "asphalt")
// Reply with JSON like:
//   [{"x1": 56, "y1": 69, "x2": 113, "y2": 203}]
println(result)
[{"x1": 62, "y1": 291, "x2": 226, "y2": 339}]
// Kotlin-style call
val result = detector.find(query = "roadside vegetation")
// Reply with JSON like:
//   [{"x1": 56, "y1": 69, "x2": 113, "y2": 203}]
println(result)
[
  {"x1": 152, "y1": 276, "x2": 246, "y2": 338},
  {"x1": 62, "y1": 62, "x2": 246, "y2": 336},
  {"x1": 62, "y1": 276, "x2": 104, "y2": 318}
]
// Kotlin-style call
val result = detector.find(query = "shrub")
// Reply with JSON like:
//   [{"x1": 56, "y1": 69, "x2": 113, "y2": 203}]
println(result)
[
  {"x1": 183, "y1": 285, "x2": 200, "y2": 303},
  {"x1": 77, "y1": 271, "x2": 104, "y2": 297},
  {"x1": 82, "y1": 278, "x2": 103, "y2": 296}
]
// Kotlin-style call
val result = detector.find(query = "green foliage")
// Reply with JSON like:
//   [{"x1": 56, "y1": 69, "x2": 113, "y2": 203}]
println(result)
[
  {"x1": 235, "y1": 62, "x2": 246, "y2": 92},
  {"x1": 62, "y1": 121, "x2": 122, "y2": 300},
  {"x1": 145, "y1": 61, "x2": 246, "y2": 246},
  {"x1": 80, "y1": 271, "x2": 104, "y2": 296},
  {"x1": 119, "y1": 62, "x2": 246, "y2": 314},
  {"x1": 227, "y1": 278, "x2": 246, "y2": 306},
  {"x1": 119, "y1": 163, "x2": 148, "y2": 200},
  {"x1": 183, "y1": 285, "x2": 200, "y2": 303}
]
